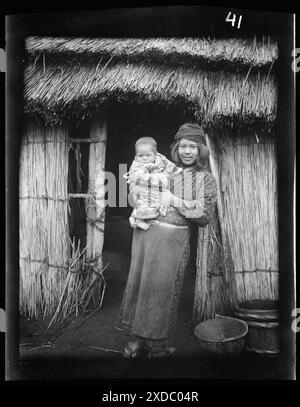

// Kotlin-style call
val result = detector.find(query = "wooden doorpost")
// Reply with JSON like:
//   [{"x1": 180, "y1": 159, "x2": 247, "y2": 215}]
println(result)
[{"x1": 86, "y1": 117, "x2": 107, "y2": 270}]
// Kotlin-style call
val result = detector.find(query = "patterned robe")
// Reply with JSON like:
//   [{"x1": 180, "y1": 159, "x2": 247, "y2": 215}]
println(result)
[{"x1": 118, "y1": 168, "x2": 217, "y2": 351}]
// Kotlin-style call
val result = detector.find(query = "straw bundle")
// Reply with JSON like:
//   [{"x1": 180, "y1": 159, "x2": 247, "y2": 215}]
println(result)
[
  {"x1": 213, "y1": 130, "x2": 278, "y2": 302},
  {"x1": 47, "y1": 237, "x2": 106, "y2": 330},
  {"x1": 193, "y1": 214, "x2": 236, "y2": 323},
  {"x1": 19, "y1": 123, "x2": 70, "y2": 318},
  {"x1": 193, "y1": 135, "x2": 237, "y2": 323}
]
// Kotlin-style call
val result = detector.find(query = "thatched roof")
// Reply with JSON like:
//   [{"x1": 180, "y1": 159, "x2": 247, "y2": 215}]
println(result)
[
  {"x1": 26, "y1": 37, "x2": 277, "y2": 68},
  {"x1": 24, "y1": 37, "x2": 278, "y2": 127}
]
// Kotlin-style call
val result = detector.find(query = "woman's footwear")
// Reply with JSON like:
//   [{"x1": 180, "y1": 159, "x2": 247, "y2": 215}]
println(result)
[
  {"x1": 123, "y1": 341, "x2": 145, "y2": 359},
  {"x1": 147, "y1": 346, "x2": 176, "y2": 359}
]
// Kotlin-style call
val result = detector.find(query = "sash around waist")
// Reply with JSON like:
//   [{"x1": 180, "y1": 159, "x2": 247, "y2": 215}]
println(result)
[
  {"x1": 149, "y1": 220, "x2": 189, "y2": 229},
  {"x1": 155, "y1": 207, "x2": 190, "y2": 226}
]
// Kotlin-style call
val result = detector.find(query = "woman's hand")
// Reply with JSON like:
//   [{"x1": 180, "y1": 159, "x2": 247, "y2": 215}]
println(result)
[
  {"x1": 160, "y1": 190, "x2": 175, "y2": 207},
  {"x1": 139, "y1": 189, "x2": 180, "y2": 208},
  {"x1": 129, "y1": 183, "x2": 142, "y2": 195}
]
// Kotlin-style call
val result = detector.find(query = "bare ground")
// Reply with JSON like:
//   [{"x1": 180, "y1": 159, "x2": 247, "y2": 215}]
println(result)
[{"x1": 17, "y1": 272, "x2": 289, "y2": 380}]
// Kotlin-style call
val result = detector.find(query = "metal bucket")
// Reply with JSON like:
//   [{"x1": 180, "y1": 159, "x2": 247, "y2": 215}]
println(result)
[{"x1": 194, "y1": 315, "x2": 248, "y2": 356}]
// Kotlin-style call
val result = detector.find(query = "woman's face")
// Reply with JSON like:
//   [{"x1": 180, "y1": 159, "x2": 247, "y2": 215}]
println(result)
[{"x1": 178, "y1": 138, "x2": 198, "y2": 166}]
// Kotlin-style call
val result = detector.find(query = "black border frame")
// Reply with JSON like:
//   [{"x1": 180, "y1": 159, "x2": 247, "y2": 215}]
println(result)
[{"x1": 3, "y1": 4, "x2": 297, "y2": 386}]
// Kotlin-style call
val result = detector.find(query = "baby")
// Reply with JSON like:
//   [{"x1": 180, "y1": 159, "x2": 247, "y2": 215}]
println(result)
[{"x1": 124, "y1": 137, "x2": 181, "y2": 230}]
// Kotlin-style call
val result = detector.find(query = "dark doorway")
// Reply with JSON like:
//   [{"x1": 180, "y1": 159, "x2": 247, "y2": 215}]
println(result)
[
  {"x1": 102, "y1": 102, "x2": 197, "y2": 282},
  {"x1": 68, "y1": 119, "x2": 90, "y2": 250}
]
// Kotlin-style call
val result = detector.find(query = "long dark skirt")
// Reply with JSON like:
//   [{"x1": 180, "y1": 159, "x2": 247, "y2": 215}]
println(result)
[{"x1": 118, "y1": 221, "x2": 190, "y2": 351}]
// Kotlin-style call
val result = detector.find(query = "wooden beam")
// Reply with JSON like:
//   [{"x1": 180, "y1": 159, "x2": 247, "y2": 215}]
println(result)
[
  {"x1": 68, "y1": 137, "x2": 104, "y2": 143},
  {"x1": 206, "y1": 135, "x2": 226, "y2": 251},
  {"x1": 86, "y1": 116, "x2": 107, "y2": 267},
  {"x1": 68, "y1": 193, "x2": 103, "y2": 199}
]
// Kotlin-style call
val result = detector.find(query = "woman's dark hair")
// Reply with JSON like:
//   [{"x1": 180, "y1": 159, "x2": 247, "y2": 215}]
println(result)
[{"x1": 170, "y1": 123, "x2": 210, "y2": 170}]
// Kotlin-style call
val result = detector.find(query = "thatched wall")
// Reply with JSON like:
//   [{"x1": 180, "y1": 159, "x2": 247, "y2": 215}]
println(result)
[
  {"x1": 211, "y1": 130, "x2": 278, "y2": 302},
  {"x1": 19, "y1": 121, "x2": 107, "y2": 321},
  {"x1": 19, "y1": 124, "x2": 70, "y2": 318}
]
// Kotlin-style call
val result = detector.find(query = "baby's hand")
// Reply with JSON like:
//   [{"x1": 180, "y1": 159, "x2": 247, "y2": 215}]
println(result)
[
  {"x1": 145, "y1": 163, "x2": 157, "y2": 172},
  {"x1": 131, "y1": 169, "x2": 147, "y2": 183},
  {"x1": 150, "y1": 173, "x2": 160, "y2": 186},
  {"x1": 149, "y1": 173, "x2": 168, "y2": 188},
  {"x1": 129, "y1": 216, "x2": 137, "y2": 229}
]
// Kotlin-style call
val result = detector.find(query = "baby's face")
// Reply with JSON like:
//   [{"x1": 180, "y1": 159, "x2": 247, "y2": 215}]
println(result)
[{"x1": 135, "y1": 143, "x2": 156, "y2": 163}]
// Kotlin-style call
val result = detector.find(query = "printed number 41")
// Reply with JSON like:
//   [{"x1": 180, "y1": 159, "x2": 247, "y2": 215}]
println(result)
[{"x1": 226, "y1": 11, "x2": 242, "y2": 29}]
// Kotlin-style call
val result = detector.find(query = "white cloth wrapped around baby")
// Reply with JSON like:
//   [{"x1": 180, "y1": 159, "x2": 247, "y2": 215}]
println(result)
[{"x1": 124, "y1": 138, "x2": 182, "y2": 230}]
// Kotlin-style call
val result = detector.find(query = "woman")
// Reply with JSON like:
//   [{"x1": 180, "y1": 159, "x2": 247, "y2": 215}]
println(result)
[{"x1": 118, "y1": 123, "x2": 218, "y2": 358}]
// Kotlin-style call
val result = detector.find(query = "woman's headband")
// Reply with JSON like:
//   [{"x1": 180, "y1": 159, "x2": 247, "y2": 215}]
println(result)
[{"x1": 174, "y1": 123, "x2": 206, "y2": 145}]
